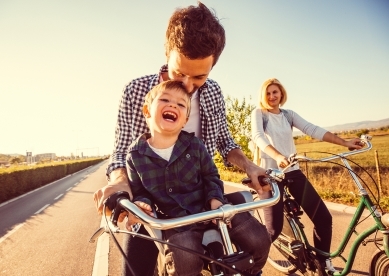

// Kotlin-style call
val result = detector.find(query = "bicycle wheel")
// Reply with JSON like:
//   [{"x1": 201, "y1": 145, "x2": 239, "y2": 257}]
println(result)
[
  {"x1": 252, "y1": 196, "x2": 298, "y2": 275},
  {"x1": 370, "y1": 249, "x2": 389, "y2": 276}
]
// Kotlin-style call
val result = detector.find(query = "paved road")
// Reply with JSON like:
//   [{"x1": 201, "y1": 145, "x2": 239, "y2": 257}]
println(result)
[
  {"x1": 0, "y1": 163, "x2": 379, "y2": 275},
  {"x1": 0, "y1": 162, "x2": 105, "y2": 275}
]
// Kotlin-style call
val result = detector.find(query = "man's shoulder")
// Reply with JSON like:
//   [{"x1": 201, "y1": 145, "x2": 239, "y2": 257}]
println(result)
[
  {"x1": 124, "y1": 74, "x2": 159, "y2": 94},
  {"x1": 131, "y1": 73, "x2": 158, "y2": 84},
  {"x1": 203, "y1": 78, "x2": 221, "y2": 92}
]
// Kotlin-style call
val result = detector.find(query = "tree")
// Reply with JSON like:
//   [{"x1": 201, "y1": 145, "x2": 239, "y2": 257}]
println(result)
[
  {"x1": 356, "y1": 129, "x2": 369, "y2": 137},
  {"x1": 9, "y1": 157, "x2": 22, "y2": 164},
  {"x1": 214, "y1": 96, "x2": 256, "y2": 172}
]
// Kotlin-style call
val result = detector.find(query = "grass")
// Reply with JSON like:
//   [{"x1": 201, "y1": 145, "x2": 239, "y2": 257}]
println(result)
[{"x1": 219, "y1": 134, "x2": 389, "y2": 212}]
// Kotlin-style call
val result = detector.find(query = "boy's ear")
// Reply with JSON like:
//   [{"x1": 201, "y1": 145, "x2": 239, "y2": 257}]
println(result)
[
  {"x1": 182, "y1": 117, "x2": 189, "y2": 128},
  {"x1": 143, "y1": 104, "x2": 151, "y2": 118}
]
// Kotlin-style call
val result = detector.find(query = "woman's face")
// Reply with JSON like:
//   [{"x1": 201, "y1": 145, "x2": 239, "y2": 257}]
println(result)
[{"x1": 266, "y1": 84, "x2": 282, "y2": 108}]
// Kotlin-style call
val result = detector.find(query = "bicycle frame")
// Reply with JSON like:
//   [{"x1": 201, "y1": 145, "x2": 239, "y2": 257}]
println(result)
[{"x1": 274, "y1": 135, "x2": 389, "y2": 276}]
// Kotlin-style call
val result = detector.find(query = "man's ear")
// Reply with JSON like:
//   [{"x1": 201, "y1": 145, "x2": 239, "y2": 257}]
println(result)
[{"x1": 143, "y1": 104, "x2": 151, "y2": 118}]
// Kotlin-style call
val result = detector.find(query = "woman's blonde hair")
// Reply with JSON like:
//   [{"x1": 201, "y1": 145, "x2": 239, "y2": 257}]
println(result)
[{"x1": 259, "y1": 78, "x2": 288, "y2": 109}]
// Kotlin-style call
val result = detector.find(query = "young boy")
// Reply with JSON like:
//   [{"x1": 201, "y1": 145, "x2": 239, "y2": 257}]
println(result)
[{"x1": 126, "y1": 80, "x2": 269, "y2": 275}]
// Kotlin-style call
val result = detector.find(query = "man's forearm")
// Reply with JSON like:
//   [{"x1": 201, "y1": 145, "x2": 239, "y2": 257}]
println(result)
[
  {"x1": 109, "y1": 167, "x2": 128, "y2": 182},
  {"x1": 109, "y1": 167, "x2": 133, "y2": 199},
  {"x1": 226, "y1": 148, "x2": 253, "y2": 172}
]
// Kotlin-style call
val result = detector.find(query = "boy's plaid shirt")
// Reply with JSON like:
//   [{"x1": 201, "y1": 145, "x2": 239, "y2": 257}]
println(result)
[
  {"x1": 106, "y1": 64, "x2": 240, "y2": 178},
  {"x1": 128, "y1": 131, "x2": 226, "y2": 219}
]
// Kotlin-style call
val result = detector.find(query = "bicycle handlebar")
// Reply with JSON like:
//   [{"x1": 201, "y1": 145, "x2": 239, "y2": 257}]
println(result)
[
  {"x1": 105, "y1": 181, "x2": 280, "y2": 232},
  {"x1": 286, "y1": 135, "x2": 372, "y2": 168}
]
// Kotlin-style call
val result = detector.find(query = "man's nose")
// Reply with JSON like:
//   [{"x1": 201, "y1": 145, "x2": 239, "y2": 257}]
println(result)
[{"x1": 181, "y1": 77, "x2": 194, "y2": 93}]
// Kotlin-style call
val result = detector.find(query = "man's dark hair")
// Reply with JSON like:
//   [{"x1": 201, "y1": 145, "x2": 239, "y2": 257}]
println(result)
[{"x1": 165, "y1": 1, "x2": 226, "y2": 66}]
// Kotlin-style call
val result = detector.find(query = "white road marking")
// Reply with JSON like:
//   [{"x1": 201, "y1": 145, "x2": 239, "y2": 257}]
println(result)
[
  {"x1": 35, "y1": 204, "x2": 50, "y2": 214},
  {"x1": 92, "y1": 216, "x2": 109, "y2": 276},
  {"x1": 66, "y1": 187, "x2": 73, "y2": 191},
  {"x1": 55, "y1": 194, "x2": 63, "y2": 200},
  {"x1": 0, "y1": 175, "x2": 71, "y2": 208},
  {"x1": 0, "y1": 223, "x2": 24, "y2": 244}
]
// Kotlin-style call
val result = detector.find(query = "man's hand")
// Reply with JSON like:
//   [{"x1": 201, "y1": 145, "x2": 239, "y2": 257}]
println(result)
[
  {"x1": 245, "y1": 162, "x2": 271, "y2": 194},
  {"x1": 93, "y1": 168, "x2": 132, "y2": 215},
  {"x1": 226, "y1": 149, "x2": 271, "y2": 194}
]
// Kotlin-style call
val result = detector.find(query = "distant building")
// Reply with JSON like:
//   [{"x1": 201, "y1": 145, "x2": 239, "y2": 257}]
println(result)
[
  {"x1": 35, "y1": 153, "x2": 56, "y2": 162},
  {"x1": 0, "y1": 160, "x2": 10, "y2": 167}
]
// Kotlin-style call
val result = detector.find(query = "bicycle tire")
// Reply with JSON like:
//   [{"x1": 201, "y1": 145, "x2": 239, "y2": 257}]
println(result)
[
  {"x1": 253, "y1": 195, "x2": 298, "y2": 275},
  {"x1": 370, "y1": 249, "x2": 389, "y2": 276}
]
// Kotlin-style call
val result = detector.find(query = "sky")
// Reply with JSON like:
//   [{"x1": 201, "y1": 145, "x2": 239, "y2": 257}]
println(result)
[{"x1": 1, "y1": 0, "x2": 388, "y2": 157}]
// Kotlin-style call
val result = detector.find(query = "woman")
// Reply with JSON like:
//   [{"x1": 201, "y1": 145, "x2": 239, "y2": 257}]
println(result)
[{"x1": 251, "y1": 78, "x2": 362, "y2": 267}]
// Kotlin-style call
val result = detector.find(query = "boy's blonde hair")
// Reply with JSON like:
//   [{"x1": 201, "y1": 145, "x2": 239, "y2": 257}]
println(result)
[
  {"x1": 259, "y1": 78, "x2": 288, "y2": 109},
  {"x1": 144, "y1": 80, "x2": 191, "y2": 117}
]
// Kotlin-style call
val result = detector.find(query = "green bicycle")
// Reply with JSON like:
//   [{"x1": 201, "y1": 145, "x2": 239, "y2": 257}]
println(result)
[{"x1": 253, "y1": 135, "x2": 389, "y2": 275}]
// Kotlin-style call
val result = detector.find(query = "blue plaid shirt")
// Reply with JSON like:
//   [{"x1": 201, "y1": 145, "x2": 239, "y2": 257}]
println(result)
[
  {"x1": 127, "y1": 131, "x2": 226, "y2": 218},
  {"x1": 107, "y1": 64, "x2": 240, "y2": 178}
]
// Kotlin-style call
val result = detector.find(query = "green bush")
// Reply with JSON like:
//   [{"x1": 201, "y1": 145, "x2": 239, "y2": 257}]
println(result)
[{"x1": 0, "y1": 158, "x2": 106, "y2": 204}]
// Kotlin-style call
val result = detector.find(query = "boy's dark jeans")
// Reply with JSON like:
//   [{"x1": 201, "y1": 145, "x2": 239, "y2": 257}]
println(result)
[{"x1": 122, "y1": 212, "x2": 271, "y2": 275}]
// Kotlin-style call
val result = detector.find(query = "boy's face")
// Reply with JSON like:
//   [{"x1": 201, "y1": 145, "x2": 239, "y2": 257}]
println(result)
[
  {"x1": 144, "y1": 88, "x2": 189, "y2": 135},
  {"x1": 166, "y1": 49, "x2": 213, "y2": 94}
]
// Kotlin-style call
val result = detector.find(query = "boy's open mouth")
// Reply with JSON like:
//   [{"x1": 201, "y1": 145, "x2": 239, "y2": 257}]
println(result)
[{"x1": 162, "y1": 111, "x2": 177, "y2": 122}]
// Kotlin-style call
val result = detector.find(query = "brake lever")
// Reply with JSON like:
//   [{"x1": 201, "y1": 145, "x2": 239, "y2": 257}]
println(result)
[
  {"x1": 241, "y1": 175, "x2": 271, "y2": 186},
  {"x1": 241, "y1": 168, "x2": 285, "y2": 186},
  {"x1": 89, "y1": 226, "x2": 108, "y2": 243}
]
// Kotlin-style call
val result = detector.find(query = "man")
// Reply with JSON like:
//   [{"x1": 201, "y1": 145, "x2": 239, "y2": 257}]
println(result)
[{"x1": 94, "y1": 2, "x2": 270, "y2": 275}]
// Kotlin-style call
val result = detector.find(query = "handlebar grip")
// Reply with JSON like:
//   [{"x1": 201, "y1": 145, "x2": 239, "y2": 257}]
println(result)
[
  {"x1": 241, "y1": 176, "x2": 270, "y2": 186},
  {"x1": 348, "y1": 141, "x2": 365, "y2": 151},
  {"x1": 104, "y1": 191, "x2": 131, "y2": 211}
]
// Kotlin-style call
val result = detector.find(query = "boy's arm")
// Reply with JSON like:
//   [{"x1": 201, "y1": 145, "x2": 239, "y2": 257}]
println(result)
[
  {"x1": 198, "y1": 143, "x2": 226, "y2": 208},
  {"x1": 127, "y1": 158, "x2": 153, "y2": 207}
]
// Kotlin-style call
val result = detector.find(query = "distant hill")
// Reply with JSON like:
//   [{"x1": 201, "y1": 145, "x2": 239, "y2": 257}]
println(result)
[{"x1": 293, "y1": 117, "x2": 389, "y2": 136}]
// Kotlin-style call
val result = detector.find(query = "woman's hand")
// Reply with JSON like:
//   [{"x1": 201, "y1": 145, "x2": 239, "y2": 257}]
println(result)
[
  {"x1": 344, "y1": 138, "x2": 364, "y2": 150},
  {"x1": 276, "y1": 154, "x2": 289, "y2": 169}
]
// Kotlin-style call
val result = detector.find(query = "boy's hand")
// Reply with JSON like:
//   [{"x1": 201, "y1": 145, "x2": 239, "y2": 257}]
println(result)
[
  {"x1": 134, "y1": 201, "x2": 155, "y2": 217},
  {"x1": 125, "y1": 201, "x2": 154, "y2": 231},
  {"x1": 210, "y1": 198, "x2": 223, "y2": 210},
  {"x1": 209, "y1": 199, "x2": 230, "y2": 227}
]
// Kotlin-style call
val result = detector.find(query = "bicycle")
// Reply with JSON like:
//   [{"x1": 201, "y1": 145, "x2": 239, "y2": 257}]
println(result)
[
  {"x1": 89, "y1": 171, "x2": 282, "y2": 276},
  {"x1": 250, "y1": 135, "x2": 389, "y2": 276}
]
